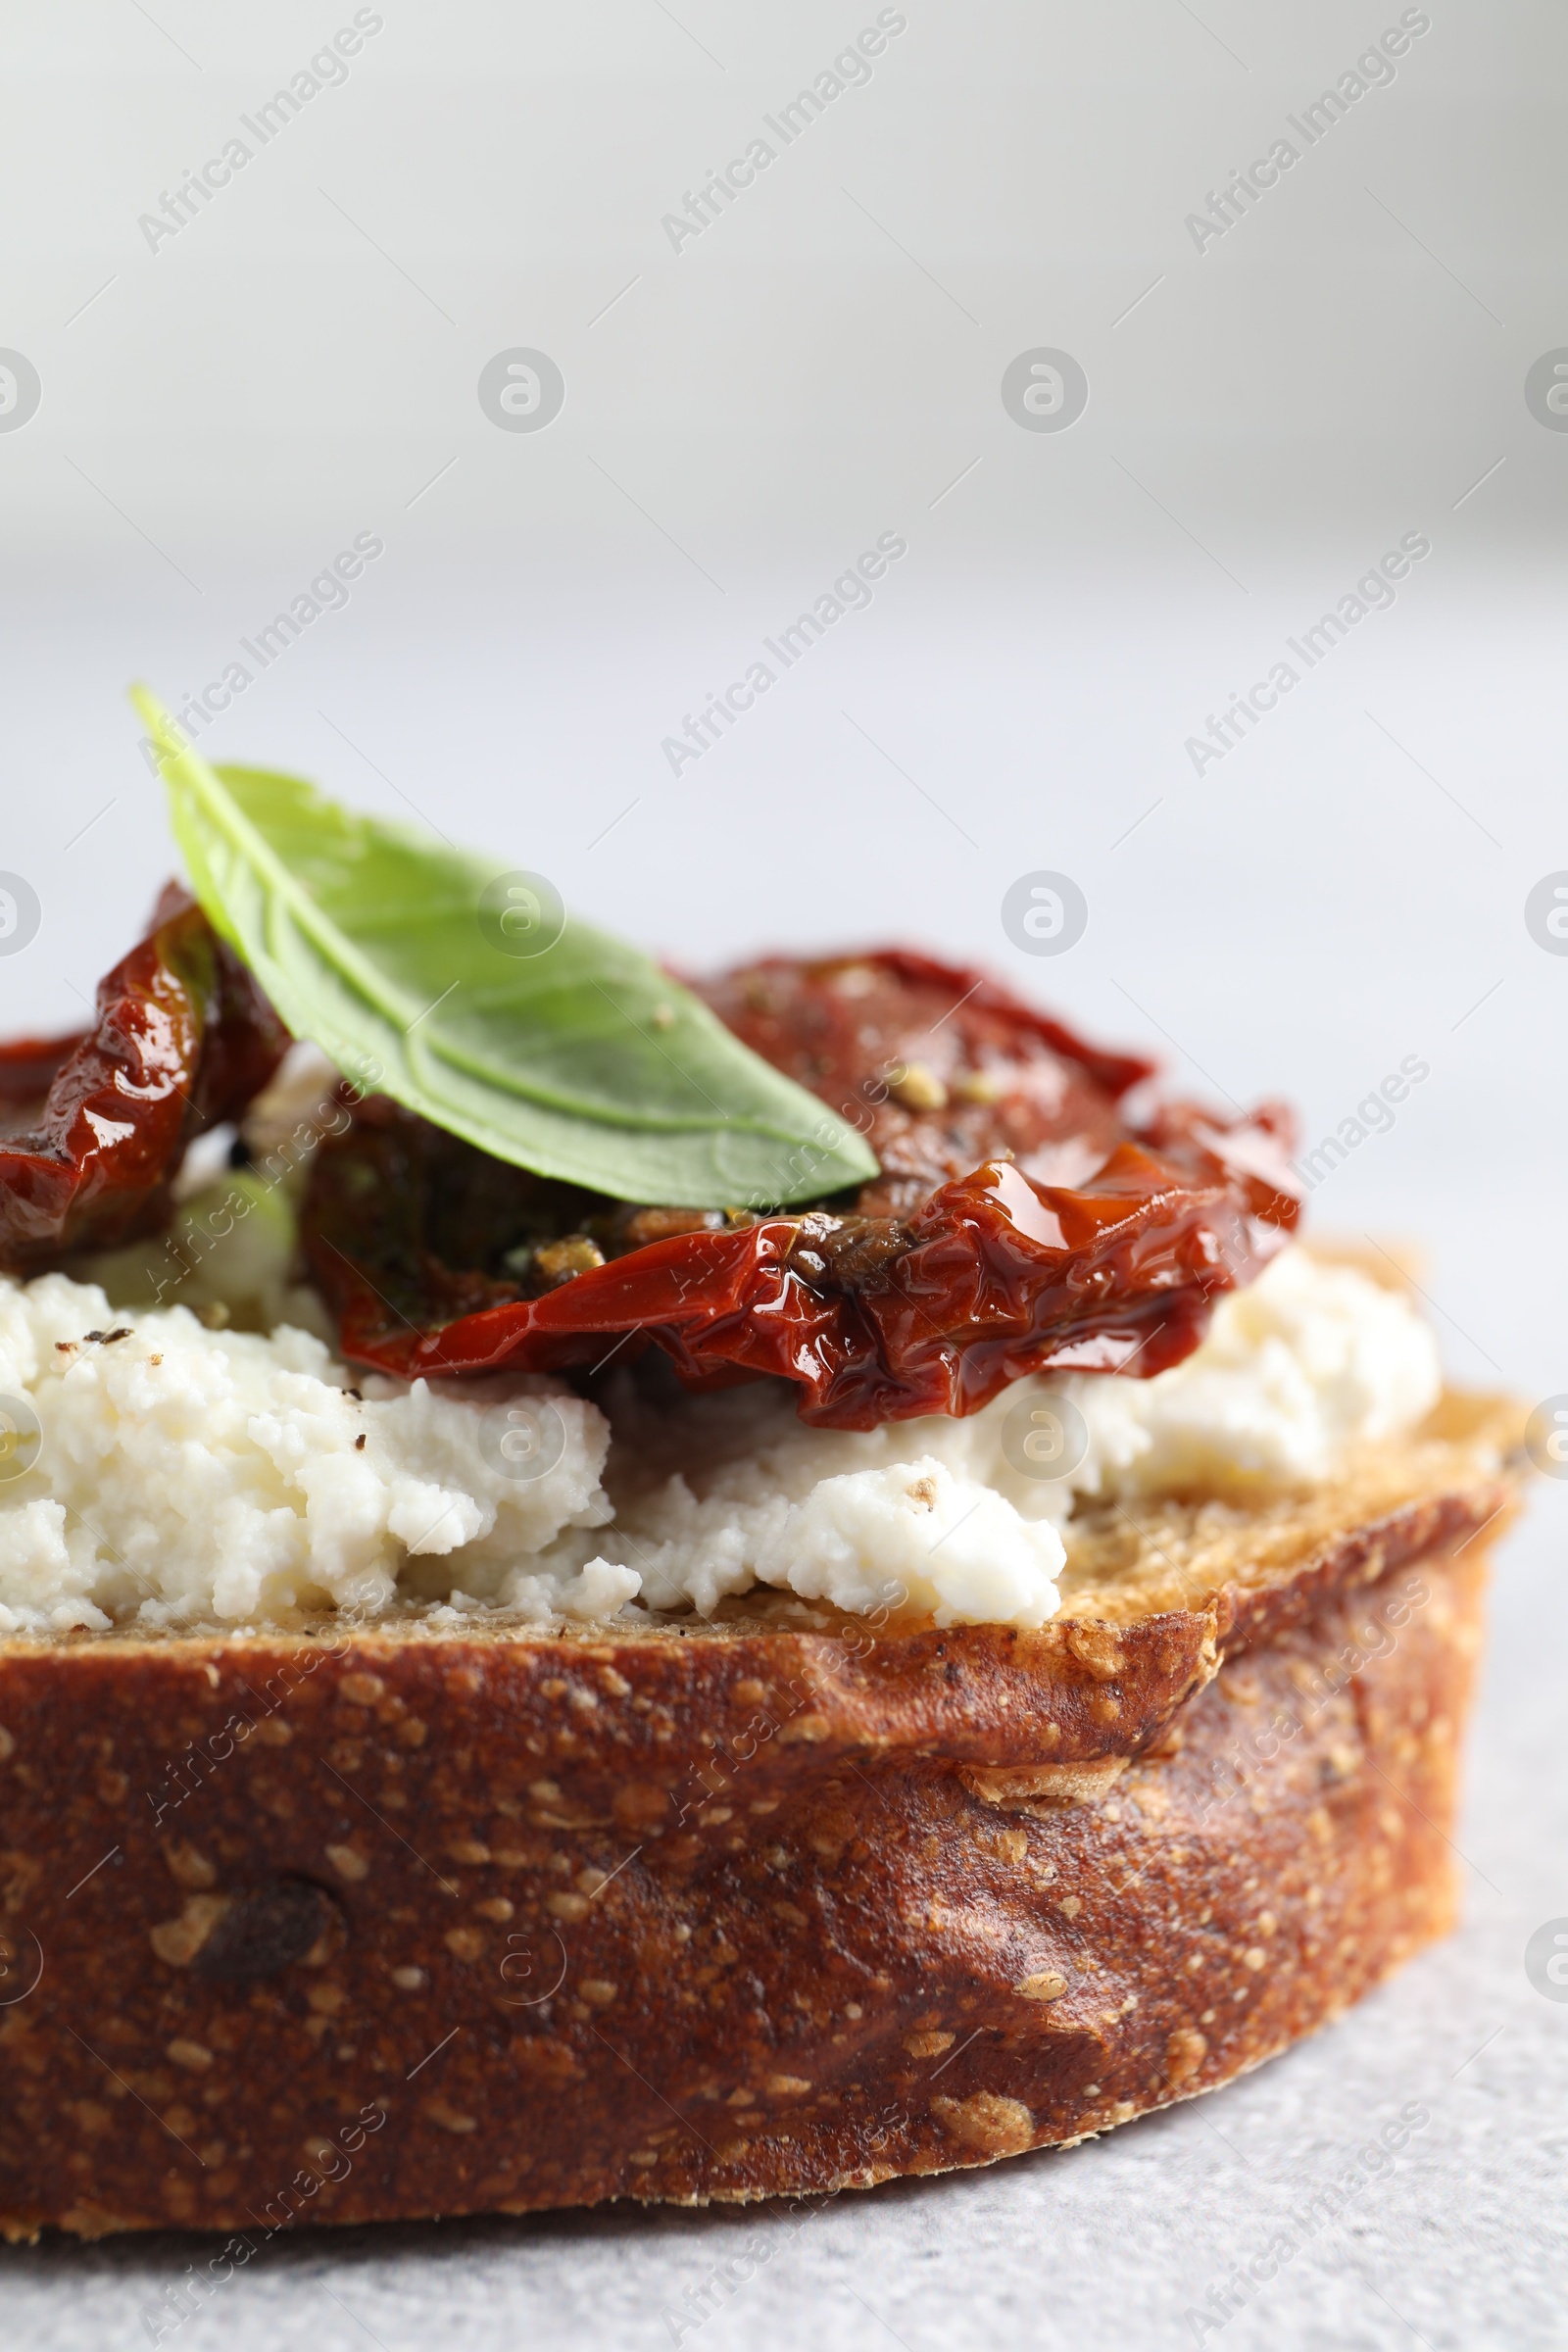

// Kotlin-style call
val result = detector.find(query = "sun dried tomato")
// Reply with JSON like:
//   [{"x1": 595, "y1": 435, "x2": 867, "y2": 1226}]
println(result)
[
  {"x1": 303, "y1": 950, "x2": 1300, "y2": 1427},
  {"x1": 0, "y1": 888, "x2": 289, "y2": 1272},
  {"x1": 0, "y1": 1034, "x2": 85, "y2": 1140}
]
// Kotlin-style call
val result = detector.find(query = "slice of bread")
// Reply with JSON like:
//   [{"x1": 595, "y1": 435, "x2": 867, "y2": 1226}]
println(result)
[{"x1": 0, "y1": 1390, "x2": 1522, "y2": 2240}]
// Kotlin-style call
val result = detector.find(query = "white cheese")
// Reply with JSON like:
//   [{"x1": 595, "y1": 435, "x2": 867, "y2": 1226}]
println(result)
[
  {"x1": 0, "y1": 1247, "x2": 1442, "y2": 1636},
  {"x1": 1053, "y1": 1243, "x2": 1444, "y2": 1502},
  {"x1": 564, "y1": 1245, "x2": 1442, "y2": 1626},
  {"x1": 0, "y1": 1273, "x2": 612, "y2": 1635}
]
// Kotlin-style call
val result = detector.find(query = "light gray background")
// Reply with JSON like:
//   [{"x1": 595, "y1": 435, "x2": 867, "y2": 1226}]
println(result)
[{"x1": 2, "y1": 1, "x2": 1565, "y2": 2343}]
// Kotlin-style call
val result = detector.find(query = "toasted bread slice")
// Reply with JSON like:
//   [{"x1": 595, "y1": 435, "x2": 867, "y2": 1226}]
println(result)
[{"x1": 0, "y1": 1390, "x2": 1524, "y2": 2239}]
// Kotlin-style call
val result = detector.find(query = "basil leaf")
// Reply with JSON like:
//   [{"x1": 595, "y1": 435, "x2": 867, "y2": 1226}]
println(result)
[{"x1": 132, "y1": 688, "x2": 878, "y2": 1208}]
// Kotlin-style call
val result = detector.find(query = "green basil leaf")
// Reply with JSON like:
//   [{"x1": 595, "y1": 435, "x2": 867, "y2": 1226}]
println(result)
[{"x1": 132, "y1": 688, "x2": 879, "y2": 1208}]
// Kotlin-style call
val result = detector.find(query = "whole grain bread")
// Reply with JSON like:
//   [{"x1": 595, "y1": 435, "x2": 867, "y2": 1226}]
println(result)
[{"x1": 0, "y1": 1391, "x2": 1522, "y2": 2241}]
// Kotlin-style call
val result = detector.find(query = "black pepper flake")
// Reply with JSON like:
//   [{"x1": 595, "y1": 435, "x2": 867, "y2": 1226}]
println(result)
[{"x1": 355, "y1": 1433, "x2": 367, "y2": 1450}]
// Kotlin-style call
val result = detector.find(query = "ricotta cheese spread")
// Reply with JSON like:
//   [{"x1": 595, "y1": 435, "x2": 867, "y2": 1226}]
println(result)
[{"x1": 0, "y1": 1247, "x2": 1441, "y2": 1636}]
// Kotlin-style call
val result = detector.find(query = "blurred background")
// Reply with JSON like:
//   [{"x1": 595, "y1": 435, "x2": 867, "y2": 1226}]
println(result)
[
  {"x1": 4, "y1": 0, "x2": 1564, "y2": 1396},
  {"x1": 2, "y1": 4, "x2": 1565, "y2": 2341}
]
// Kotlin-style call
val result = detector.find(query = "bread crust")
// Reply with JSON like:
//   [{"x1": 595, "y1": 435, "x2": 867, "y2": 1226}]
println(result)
[{"x1": 0, "y1": 1405, "x2": 1518, "y2": 2241}]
